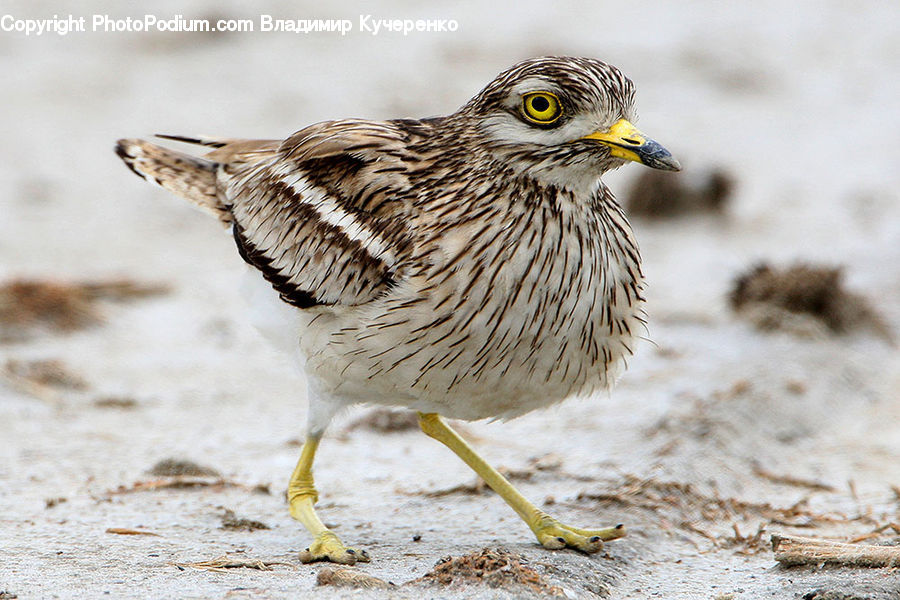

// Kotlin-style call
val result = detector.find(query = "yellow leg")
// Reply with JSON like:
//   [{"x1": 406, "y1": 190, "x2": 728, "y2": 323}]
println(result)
[
  {"x1": 287, "y1": 433, "x2": 370, "y2": 564},
  {"x1": 417, "y1": 412, "x2": 625, "y2": 553}
]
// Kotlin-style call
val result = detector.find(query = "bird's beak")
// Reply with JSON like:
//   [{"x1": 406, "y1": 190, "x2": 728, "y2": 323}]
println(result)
[{"x1": 580, "y1": 119, "x2": 681, "y2": 171}]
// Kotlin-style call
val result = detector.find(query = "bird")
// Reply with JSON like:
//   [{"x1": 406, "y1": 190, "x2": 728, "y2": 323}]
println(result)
[{"x1": 115, "y1": 56, "x2": 680, "y2": 565}]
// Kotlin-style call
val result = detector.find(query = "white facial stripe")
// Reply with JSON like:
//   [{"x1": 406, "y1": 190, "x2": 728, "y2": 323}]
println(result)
[{"x1": 480, "y1": 112, "x2": 602, "y2": 147}]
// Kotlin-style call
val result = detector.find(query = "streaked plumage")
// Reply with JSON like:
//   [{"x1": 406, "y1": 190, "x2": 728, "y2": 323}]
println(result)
[{"x1": 116, "y1": 56, "x2": 679, "y2": 563}]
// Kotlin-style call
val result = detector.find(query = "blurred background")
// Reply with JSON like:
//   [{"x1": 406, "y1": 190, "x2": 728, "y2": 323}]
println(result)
[
  {"x1": 3, "y1": 0, "x2": 898, "y2": 320},
  {"x1": 2, "y1": 1, "x2": 898, "y2": 598}
]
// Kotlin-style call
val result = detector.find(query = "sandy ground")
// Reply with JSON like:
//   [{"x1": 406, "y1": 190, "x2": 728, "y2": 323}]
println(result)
[{"x1": 2, "y1": 1, "x2": 900, "y2": 598}]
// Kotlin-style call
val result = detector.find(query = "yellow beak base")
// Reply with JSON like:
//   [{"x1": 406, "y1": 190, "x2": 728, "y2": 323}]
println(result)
[{"x1": 581, "y1": 119, "x2": 681, "y2": 171}]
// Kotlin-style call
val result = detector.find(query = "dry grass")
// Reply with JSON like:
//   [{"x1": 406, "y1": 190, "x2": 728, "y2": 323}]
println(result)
[
  {"x1": 220, "y1": 509, "x2": 270, "y2": 531},
  {"x1": 772, "y1": 534, "x2": 900, "y2": 568},
  {"x1": 170, "y1": 555, "x2": 294, "y2": 573},
  {"x1": 414, "y1": 547, "x2": 565, "y2": 597},
  {"x1": 800, "y1": 591, "x2": 869, "y2": 600},
  {"x1": 106, "y1": 477, "x2": 248, "y2": 495},
  {"x1": 752, "y1": 464, "x2": 836, "y2": 492},
  {"x1": 105, "y1": 527, "x2": 160, "y2": 536},
  {"x1": 729, "y1": 263, "x2": 892, "y2": 340},
  {"x1": 0, "y1": 278, "x2": 168, "y2": 341},
  {"x1": 577, "y1": 474, "x2": 872, "y2": 553},
  {"x1": 148, "y1": 458, "x2": 221, "y2": 477},
  {"x1": 92, "y1": 396, "x2": 138, "y2": 409},
  {"x1": 44, "y1": 497, "x2": 67, "y2": 509},
  {"x1": 4, "y1": 359, "x2": 89, "y2": 399},
  {"x1": 317, "y1": 567, "x2": 395, "y2": 590},
  {"x1": 107, "y1": 459, "x2": 269, "y2": 496},
  {"x1": 625, "y1": 167, "x2": 735, "y2": 218}
]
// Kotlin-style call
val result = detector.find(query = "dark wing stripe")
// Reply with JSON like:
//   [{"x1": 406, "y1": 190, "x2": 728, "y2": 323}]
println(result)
[
  {"x1": 222, "y1": 119, "x2": 426, "y2": 309},
  {"x1": 232, "y1": 179, "x2": 399, "y2": 307},
  {"x1": 232, "y1": 222, "x2": 323, "y2": 309}
]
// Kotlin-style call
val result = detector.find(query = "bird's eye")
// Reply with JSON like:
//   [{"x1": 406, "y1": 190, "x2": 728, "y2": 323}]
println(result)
[{"x1": 521, "y1": 92, "x2": 561, "y2": 125}]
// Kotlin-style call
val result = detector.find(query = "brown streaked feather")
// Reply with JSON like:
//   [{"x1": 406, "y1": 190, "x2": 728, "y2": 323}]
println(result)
[
  {"x1": 204, "y1": 139, "x2": 281, "y2": 163},
  {"x1": 115, "y1": 56, "x2": 658, "y2": 424},
  {"x1": 115, "y1": 138, "x2": 230, "y2": 224},
  {"x1": 221, "y1": 120, "x2": 424, "y2": 307},
  {"x1": 117, "y1": 121, "x2": 423, "y2": 308},
  {"x1": 154, "y1": 133, "x2": 229, "y2": 148},
  {"x1": 153, "y1": 134, "x2": 282, "y2": 163}
]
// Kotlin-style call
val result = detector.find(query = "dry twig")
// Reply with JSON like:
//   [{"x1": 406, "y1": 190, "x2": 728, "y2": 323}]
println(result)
[
  {"x1": 106, "y1": 477, "x2": 245, "y2": 495},
  {"x1": 170, "y1": 555, "x2": 293, "y2": 573},
  {"x1": 752, "y1": 465, "x2": 836, "y2": 492},
  {"x1": 106, "y1": 527, "x2": 160, "y2": 536},
  {"x1": 772, "y1": 534, "x2": 900, "y2": 568},
  {"x1": 317, "y1": 567, "x2": 394, "y2": 590},
  {"x1": 847, "y1": 522, "x2": 900, "y2": 544}
]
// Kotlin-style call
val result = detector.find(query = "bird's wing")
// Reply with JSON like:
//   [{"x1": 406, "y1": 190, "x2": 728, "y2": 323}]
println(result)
[{"x1": 220, "y1": 120, "x2": 424, "y2": 309}]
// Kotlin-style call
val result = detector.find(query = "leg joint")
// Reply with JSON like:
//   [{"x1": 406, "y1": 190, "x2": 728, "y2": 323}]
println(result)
[
  {"x1": 288, "y1": 472, "x2": 319, "y2": 505},
  {"x1": 417, "y1": 412, "x2": 444, "y2": 440}
]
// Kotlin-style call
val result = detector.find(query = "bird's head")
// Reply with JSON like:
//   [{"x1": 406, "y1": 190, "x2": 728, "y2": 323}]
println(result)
[{"x1": 458, "y1": 56, "x2": 680, "y2": 191}]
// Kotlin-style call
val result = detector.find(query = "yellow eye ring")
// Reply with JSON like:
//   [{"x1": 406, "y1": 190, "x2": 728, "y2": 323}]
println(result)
[{"x1": 522, "y1": 92, "x2": 562, "y2": 125}]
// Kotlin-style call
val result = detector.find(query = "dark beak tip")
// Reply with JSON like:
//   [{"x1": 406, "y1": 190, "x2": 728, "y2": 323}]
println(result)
[
  {"x1": 639, "y1": 139, "x2": 681, "y2": 172},
  {"x1": 660, "y1": 157, "x2": 682, "y2": 172},
  {"x1": 641, "y1": 153, "x2": 682, "y2": 172}
]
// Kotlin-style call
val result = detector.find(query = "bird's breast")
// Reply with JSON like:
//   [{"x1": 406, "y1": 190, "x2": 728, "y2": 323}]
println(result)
[{"x1": 313, "y1": 187, "x2": 646, "y2": 420}]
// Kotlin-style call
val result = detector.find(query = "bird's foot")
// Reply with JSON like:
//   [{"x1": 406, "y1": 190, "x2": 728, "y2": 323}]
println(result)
[
  {"x1": 298, "y1": 531, "x2": 371, "y2": 565},
  {"x1": 530, "y1": 513, "x2": 626, "y2": 553}
]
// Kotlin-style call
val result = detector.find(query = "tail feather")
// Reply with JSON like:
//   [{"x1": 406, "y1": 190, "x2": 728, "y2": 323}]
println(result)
[
  {"x1": 115, "y1": 139, "x2": 232, "y2": 224},
  {"x1": 154, "y1": 133, "x2": 230, "y2": 148}
]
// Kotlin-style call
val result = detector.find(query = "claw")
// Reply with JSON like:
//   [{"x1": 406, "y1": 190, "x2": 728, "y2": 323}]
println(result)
[
  {"x1": 298, "y1": 531, "x2": 371, "y2": 565},
  {"x1": 531, "y1": 514, "x2": 625, "y2": 554}
]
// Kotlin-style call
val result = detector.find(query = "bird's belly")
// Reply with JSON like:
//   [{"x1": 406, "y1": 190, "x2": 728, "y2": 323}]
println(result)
[{"x1": 309, "y1": 254, "x2": 644, "y2": 421}]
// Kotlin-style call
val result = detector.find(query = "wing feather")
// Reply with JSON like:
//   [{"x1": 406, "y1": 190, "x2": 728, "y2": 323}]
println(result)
[{"x1": 221, "y1": 120, "x2": 427, "y2": 308}]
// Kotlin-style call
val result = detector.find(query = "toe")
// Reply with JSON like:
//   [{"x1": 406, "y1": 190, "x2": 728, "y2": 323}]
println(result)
[
  {"x1": 534, "y1": 520, "x2": 623, "y2": 554},
  {"x1": 538, "y1": 530, "x2": 603, "y2": 553},
  {"x1": 538, "y1": 534, "x2": 567, "y2": 550},
  {"x1": 352, "y1": 548, "x2": 371, "y2": 563},
  {"x1": 298, "y1": 532, "x2": 370, "y2": 564},
  {"x1": 298, "y1": 546, "x2": 359, "y2": 565},
  {"x1": 572, "y1": 534, "x2": 604, "y2": 554}
]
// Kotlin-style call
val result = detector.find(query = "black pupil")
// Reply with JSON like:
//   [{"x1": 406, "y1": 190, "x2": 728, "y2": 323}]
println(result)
[{"x1": 531, "y1": 96, "x2": 550, "y2": 113}]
